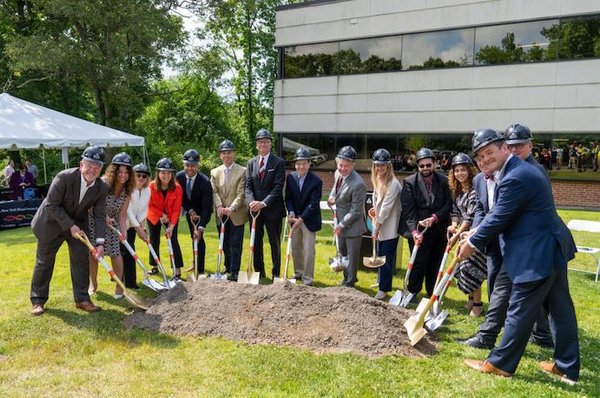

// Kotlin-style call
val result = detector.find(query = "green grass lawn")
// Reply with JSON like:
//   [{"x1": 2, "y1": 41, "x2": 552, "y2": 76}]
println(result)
[{"x1": 0, "y1": 209, "x2": 599, "y2": 397}]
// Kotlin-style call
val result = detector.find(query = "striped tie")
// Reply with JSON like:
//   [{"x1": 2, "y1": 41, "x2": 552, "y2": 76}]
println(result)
[{"x1": 259, "y1": 157, "x2": 265, "y2": 180}]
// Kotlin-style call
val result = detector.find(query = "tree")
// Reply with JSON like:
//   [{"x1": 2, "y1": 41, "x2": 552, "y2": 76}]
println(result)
[
  {"x1": 4, "y1": 0, "x2": 185, "y2": 129},
  {"x1": 188, "y1": 0, "x2": 300, "y2": 144}
]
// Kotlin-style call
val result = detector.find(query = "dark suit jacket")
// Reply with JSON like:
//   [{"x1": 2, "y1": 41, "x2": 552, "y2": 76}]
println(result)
[
  {"x1": 285, "y1": 171, "x2": 322, "y2": 232},
  {"x1": 176, "y1": 171, "x2": 212, "y2": 229},
  {"x1": 470, "y1": 156, "x2": 576, "y2": 284},
  {"x1": 31, "y1": 167, "x2": 108, "y2": 243},
  {"x1": 398, "y1": 171, "x2": 451, "y2": 238},
  {"x1": 245, "y1": 153, "x2": 286, "y2": 220}
]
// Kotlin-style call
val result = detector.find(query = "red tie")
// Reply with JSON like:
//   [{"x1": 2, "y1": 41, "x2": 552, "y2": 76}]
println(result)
[
  {"x1": 335, "y1": 177, "x2": 343, "y2": 191},
  {"x1": 259, "y1": 157, "x2": 265, "y2": 180}
]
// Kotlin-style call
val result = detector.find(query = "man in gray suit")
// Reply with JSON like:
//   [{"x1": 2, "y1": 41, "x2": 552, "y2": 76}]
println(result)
[
  {"x1": 30, "y1": 146, "x2": 109, "y2": 315},
  {"x1": 327, "y1": 146, "x2": 367, "y2": 287}
]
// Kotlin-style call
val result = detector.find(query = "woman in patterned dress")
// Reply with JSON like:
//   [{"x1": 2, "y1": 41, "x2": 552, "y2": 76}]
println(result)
[
  {"x1": 88, "y1": 153, "x2": 135, "y2": 298},
  {"x1": 447, "y1": 153, "x2": 487, "y2": 317}
]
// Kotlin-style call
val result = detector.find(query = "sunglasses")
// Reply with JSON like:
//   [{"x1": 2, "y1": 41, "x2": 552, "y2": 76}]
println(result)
[
  {"x1": 136, "y1": 174, "x2": 148, "y2": 179},
  {"x1": 418, "y1": 163, "x2": 434, "y2": 169}
]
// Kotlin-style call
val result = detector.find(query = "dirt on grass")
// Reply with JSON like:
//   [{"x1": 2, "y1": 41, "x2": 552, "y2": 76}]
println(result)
[{"x1": 124, "y1": 279, "x2": 437, "y2": 358}]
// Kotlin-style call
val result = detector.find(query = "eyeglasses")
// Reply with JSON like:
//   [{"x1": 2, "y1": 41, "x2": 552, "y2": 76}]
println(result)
[
  {"x1": 136, "y1": 174, "x2": 148, "y2": 179},
  {"x1": 418, "y1": 163, "x2": 434, "y2": 169}
]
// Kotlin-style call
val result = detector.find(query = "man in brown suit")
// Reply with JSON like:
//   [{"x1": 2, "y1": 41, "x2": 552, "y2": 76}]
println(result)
[
  {"x1": 210, "y1": 140, "x2": 248, "y2": 281},
  {"x1": 30, "y1": 146, "x2": 109, "y2": 315}
]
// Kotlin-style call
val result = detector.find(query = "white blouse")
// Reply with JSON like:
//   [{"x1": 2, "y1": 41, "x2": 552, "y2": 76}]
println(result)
[{"x1": 127, "y1": 187, "x2": 151, "y2": 228}]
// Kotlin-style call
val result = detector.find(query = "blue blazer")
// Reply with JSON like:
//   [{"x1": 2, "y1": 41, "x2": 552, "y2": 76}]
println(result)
[
  {"x1": 176, "y1": 171, "x2": 213, "y2": 229},
  {"x1": 285, "y1": 171, "x2": 322, "y2": 232},
  {"x1": 470, "y1": 156, "x2": 576, "y2": 284}
]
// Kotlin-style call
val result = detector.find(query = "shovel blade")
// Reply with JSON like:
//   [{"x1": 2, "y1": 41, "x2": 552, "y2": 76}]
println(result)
[
  {"x1": 399, "y1": 292, "x2": 415, "y2": 308},
  {"x1": 404, "y1": 314, "x2": 428, "y2": 346},
  {"x1": 123, "y1": 291, "x2": 150, "y2": 310},
  {"x1": 237, "y1": 272, "x2": 249, "y2": 284},
  {"x1": 238, "y1": 271, "x2": 260, "y2": 285},
  {"x1": 426, "y1": 310, "x2": 448, "y2": 331},
  {"x1": 414, "y1": 298, "x2": 430, "y2": 314},
  {"x1": 362, "y1": 255, "x2": 386, "y2": 269},
  {"x1": 272, "y1": 277, "x2": 285, "y2": 284},
  {"x1": 209, "y1": 273, "x2": 228, "y2": 281},
  {"x1": 389, "y1": 290, "x2": 404, "y2": 306},
  {"x1": 142, "y1": 278, "x2": 168, "y2": 292}
]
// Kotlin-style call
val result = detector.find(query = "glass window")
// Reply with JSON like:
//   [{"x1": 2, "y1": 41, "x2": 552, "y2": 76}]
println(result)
[
  {"x1": 549, "y1": 15, "x2": 600, "y2": 60},
  {"x1": 284, "y1": 42, "x2": 339, "y2": 78},
  {"x1": 338, "y1": 36, "x2": 403, "y2": 74},
  {"x1": 475, "y1": 19, "x2": 559, "y2": 65},
  {"x1": 403, "y1": 28, "x2": 475, "y2": 70}
]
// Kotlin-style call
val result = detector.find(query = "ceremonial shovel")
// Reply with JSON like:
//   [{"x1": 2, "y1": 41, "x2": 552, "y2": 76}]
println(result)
[
  {"x1": 77, "y1": 233, "x2": 150, "y2": 310},
  {"x1": 273, "y1": 227, "x2": 296, "y2": 284},
  {"x1": 389, "y1": 226, "x2": 427, "y2": 307},
  {"x1": 238, "y1": 210, "x2": 261, "y2": 285},
  {"x1": 107, "y1": 224, "x2": 167, "y2": 292},
  {"x1": 209, "y1": 216, "x2": 229, "y2": 281},
  {"x1": 363, "y1": 208, "x2": 386, "y2": 269}
]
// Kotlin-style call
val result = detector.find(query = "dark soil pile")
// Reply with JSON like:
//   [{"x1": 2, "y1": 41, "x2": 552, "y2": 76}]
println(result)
[{"x1": 124, "y1": 280, "x2": 437, "y2": 358}]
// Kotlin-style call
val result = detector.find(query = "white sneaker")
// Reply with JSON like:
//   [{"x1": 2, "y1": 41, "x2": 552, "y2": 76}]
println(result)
[{"x1": 374, "y1": 290, "x2": 387, "y2": 300}]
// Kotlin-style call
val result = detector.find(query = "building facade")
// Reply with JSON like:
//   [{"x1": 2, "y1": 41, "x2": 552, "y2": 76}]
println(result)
[{"x1": 274, "y1": 0, "x2": 600, "y2": 173}]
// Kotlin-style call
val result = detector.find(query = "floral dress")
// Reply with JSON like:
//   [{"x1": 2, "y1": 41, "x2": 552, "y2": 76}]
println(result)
[
  {"x1": 451, "y1": 188, "x2": 487, "y2": 294},
  {"x1": 89, "y1": 189, "x2": 128, "y2": 257}
]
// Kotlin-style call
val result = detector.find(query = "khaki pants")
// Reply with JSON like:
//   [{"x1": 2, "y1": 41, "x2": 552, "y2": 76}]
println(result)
[{"x1": 291, "y1": 223, "x2": 316, "y2": 285}]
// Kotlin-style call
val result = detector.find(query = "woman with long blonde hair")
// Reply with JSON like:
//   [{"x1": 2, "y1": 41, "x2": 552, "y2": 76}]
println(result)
[
  {"x1": 447, "y1": 153, "x2": 487, "y2": 316},
  {"x1": 370, "y1": 149, "x2": 402, "y2": 300}
]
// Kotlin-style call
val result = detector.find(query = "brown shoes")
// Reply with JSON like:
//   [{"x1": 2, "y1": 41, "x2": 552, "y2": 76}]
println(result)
[
  {"x1": 75, "y1": 301, "x2": 101, "y2": 313},
  {"x1": 539, "y1": 361, "x2": 577, "y2": 385},
  {"x1": 464, "y1": 359, "x2": 513, "y2": 378},
  {"x1": 31, "y1": 304, "x2": 45, "y2": 316}
]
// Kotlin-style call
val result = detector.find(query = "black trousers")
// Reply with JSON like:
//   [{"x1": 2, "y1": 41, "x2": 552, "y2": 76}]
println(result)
[
  {"x1": 251, "y1": 216, "x2": 282, "y2": 278},
  {"x1": 185, "y1": 213, "x2": 206, "y2": 274},
  {"x1": 218, "y1": 221, "x2": 245, "y2": 276},
  {"x1": 147, "y1": 219, "x2": 183, "y2": 271},
  {"x1": 31, "y1": 234, "x2": 90, "y2": 304},
  {"x1": 407, "y1": 225, "x2": 447, "y2": 297},
  {"x1": 121, "y1": 227, "x2": 139, "y2": 288}
]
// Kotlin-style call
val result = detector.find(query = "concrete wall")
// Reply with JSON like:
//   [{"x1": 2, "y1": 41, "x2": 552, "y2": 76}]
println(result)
[
  {"x1": 276, "y1": 0, "x2": 600, "y2": 46},
  {"x1": 274, "y1": 60, "x2": 600, "y2": 134}
]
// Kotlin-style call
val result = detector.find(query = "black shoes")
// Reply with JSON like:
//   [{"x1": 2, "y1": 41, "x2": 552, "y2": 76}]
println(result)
[{"x1": 456, "y1": 335, "x2": 495, "y2": 349}]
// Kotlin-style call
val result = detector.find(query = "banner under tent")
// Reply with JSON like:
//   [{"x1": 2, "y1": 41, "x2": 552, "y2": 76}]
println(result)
[{"x1": 0, "y1": 93, "x2": 148, "y2": 184}]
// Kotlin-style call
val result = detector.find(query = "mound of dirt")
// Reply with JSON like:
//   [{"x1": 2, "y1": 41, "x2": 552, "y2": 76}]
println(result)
[{"x1": 124, "y1": 280, "x2": 437, "y2": 358}]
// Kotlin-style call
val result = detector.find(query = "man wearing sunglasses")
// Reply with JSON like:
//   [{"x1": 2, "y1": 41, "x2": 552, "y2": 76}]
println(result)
[{"x1": 399, "y1": 147, "x2": 452, "y2": 299}]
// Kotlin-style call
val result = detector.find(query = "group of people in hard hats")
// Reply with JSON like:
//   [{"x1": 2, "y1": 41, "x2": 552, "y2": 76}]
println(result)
[{"x1": 27, "y1": 123, "x2": 580, "y2": 384}]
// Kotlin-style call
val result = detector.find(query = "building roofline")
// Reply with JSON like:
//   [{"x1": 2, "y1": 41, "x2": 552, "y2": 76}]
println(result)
[{"x1": 277, "y1": 0, "x2": 352, "y2": 12}]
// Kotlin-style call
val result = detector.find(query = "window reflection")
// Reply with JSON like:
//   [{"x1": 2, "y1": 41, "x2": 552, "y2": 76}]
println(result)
[
  {"x1": 475, "y1": 20, "x2": 558, "y2": 65},
  {"x1": 280, "y1": 14, "x2": 600, "y2": 78},
  {"x1": 403, "y1": 29, "x2": 474, "y2": 70}
]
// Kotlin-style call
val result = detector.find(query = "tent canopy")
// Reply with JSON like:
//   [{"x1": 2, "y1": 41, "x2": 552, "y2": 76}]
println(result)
[{"x1": 0, "y1": 93, "x2": 145, "y2": 149}]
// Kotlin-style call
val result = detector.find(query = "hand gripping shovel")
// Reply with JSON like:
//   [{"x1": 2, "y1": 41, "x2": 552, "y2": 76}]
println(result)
[
  {"x1": 404, "y1": 255, "x2": 462, "y2": 346},
  {"x1": 363, "y1": 207, "x2": 386, "y2": 269},
  {"x1": 144, "y1": 238, "x2": 175, "y2": 289},
  {"x1": 107, "y1": 224, "x2": 166, "y2": 292},
  {"x1": 238, "y1": 210, "x2": 260, "y2": 285},
  {"x1": 77, "y1": 232, "x2": 150, "y2": 310},
  {"x1": 209, "y1": 216, "x2": 229, "y2": 281},
  {"x1": 389, "y1": 226, "x2": 427, "y2": 307},
  {"x1": 328, "y1": 204, "x2": 349, "y2": 272},
  {"x1": 274, "y1": 226, "x2": 296, "y2": 284}
]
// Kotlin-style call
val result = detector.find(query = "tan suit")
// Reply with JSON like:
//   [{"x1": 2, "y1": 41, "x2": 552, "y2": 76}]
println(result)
[
  {"x1": 210, "y1": 163, "x2": 248, "y2": 226},
  {"x1": 210, "y1": 162, "x2": 247, "y2": 278}
]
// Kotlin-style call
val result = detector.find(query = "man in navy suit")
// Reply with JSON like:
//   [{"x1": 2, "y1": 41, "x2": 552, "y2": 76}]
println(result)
[
  {"x1": 176, "y1": 149, "x2": 213, "y2": 276},
  {"x1": 245, "y1": 129, "x2": 286, "y2": 279},
  {"x1": 459, "y1": 125, "x2": 553, "y2": 349},
  {"x1": 285, "y1": 148, "x2": 323, "y2": 285},
  {"x1": 461, "y1": 128, "x2": 580, "y2": 384}
]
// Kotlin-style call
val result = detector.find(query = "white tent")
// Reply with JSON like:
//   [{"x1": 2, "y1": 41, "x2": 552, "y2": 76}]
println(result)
[{"x1": 0, "y1": 93, "x2": 147, "y2": 182}]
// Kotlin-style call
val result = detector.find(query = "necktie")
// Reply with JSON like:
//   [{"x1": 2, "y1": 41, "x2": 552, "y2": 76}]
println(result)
[
  {"x1": 298, "y1": 175, "x2": 303, "y2": 192},
  {"x1": 335, "y1": 176, "x2": 343, "y2": 192},
  {"x1": 259, "y1": 157, "x2": 265, "y2": 180},
  {"x1": 484, "y1": 174, "x2": 495, "y2": 181},
  {"x1": 186, "y1": 177, "x2": 192, "y2": 201},
  {"x1": 224, "y1": 167, "x2": 231, "y2": 191}
]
